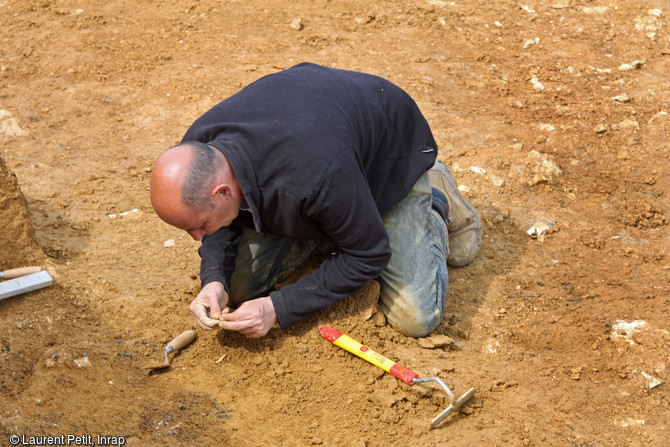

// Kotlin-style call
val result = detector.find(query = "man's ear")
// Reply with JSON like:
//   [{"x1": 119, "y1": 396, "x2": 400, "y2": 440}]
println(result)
[{"x1": 210, "y1": 183, "x2": 232, "y2": 200}]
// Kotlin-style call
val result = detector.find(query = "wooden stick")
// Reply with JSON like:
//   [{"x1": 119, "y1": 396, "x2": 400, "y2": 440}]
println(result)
[
  {"x1": 0, "y1": 271, "x2": 53, "y2": 300},
  {"x1": 0, "y1": 266, "x2": 42, "y2": 280}
]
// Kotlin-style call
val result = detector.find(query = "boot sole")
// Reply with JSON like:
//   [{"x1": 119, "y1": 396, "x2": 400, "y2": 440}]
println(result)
[{"x1": 430, "y1": 163, "x2": 482, "y2": 266}]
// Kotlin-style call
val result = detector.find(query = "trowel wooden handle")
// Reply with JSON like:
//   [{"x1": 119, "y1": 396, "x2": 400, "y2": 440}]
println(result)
[
  {"x1": 166, "y1": 330, "x2": 197, "y2": 353},
  {"x1": 0, "y1": 266, "x2": 42, "y2": 280}
]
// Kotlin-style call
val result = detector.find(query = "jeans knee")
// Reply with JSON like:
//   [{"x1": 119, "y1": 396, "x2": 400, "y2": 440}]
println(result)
[{"x1": 385, "y1": 307, "x2": 441, "y2": 338}]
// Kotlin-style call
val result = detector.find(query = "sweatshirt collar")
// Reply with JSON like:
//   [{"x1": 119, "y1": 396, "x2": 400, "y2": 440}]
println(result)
[{"x1": 210, "y1": 140, "x2": 262, "y2": 232}]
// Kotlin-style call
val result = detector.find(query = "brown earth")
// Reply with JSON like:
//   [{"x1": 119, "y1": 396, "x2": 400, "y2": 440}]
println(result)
[{"x1": 1, "y1": 0, "x2": 669, "y2": 445}]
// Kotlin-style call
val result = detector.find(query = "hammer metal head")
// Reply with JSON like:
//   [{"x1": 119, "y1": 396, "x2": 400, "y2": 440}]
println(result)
[{"x1": 412, "y1": 376, "x2": 475, "y2": 428}]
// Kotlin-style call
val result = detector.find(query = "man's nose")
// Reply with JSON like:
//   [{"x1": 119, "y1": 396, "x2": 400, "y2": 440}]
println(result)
[{"x1": 187, "y1": 229, "x2": 204, "y2": 241}]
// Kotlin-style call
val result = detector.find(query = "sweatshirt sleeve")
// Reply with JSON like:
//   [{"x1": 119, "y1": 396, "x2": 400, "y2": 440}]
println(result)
[
  {"x1": 270, "y1": 150, "x2": 392, "y2": 329},
  {"x1": 198, "y1": 224, "x2": 243, "y2": 293}
]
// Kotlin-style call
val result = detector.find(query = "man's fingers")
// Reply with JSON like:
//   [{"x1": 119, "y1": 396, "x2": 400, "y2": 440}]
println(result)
[
  {"x1": 219, "y1": 309, "x2": 254, "y2": 330},
  {"x1": 217, "y1": 298, "x2": 275, "y2": 338},
  {"x1": 197, "y1": 316, "x2": 220, "y2": 330},
  {"x1": 209, "y1": 297, "x2": 222, "y2": 320},
  {"x1": 218, "y1": 309, "x2": 242, "y2": 322},
  {"x1": 195, "y1": 319, "x2": 215, "y2": 330},
  {"x1": 218, "y1": 319, "x2": 244, "y2": 331},
  {"x1": 218, "y1": 308, "x2": 266, "y2": 337},
  {"x1": 219, "y1": 318, "x2": 261, "y2": 338},
  {"x1": 192, "y1": 302, "x2": 220, "y2": 330},
  {"x1": 219, "y1": 310, "x2": 249, "y2": 325}
]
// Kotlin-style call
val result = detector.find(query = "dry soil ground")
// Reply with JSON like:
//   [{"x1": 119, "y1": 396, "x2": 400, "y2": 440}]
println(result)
[{"x1": 1, "y1": 0, "x2": 669, "y2": 446}]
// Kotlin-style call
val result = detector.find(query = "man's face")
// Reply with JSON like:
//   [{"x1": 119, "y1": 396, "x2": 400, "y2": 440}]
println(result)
[{"x1": 182, "y1": 197, "x2": 240, "y2": 241}]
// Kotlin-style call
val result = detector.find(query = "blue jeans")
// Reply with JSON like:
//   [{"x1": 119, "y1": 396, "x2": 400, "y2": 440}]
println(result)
[{"x1": 228, "y1": 171, "x2": 448, "y2": 337}]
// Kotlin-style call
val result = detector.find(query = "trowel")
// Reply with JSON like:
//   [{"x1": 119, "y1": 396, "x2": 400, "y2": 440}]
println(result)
[{"x1": 144, "y1": 329, "x2": 197, "y2": 375}]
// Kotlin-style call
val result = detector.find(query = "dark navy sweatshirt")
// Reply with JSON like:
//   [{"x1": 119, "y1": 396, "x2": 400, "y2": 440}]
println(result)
[{"x1": 180, "y1": 62, "x2": 437, "y2": 329}]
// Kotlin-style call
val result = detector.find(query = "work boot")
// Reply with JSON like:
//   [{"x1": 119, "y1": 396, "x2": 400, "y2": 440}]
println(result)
[{"x1": 429, "y1": 161, "x2": 481, "y2": 266}]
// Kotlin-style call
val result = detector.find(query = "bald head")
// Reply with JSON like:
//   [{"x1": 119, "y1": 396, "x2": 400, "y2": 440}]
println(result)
[{"x1": 150, "y1": 142, "x2": 225, "y2": 228}]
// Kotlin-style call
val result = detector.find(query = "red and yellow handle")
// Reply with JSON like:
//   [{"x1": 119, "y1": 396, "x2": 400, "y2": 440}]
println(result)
[{"x1": 319, "y1": 326, "x2": 419, "y2": 385}]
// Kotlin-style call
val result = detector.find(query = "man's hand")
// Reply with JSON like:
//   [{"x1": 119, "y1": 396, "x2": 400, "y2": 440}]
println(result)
[
  {"x1": 190, "y1": 281, "x2": 229, "y2": 330},
  {"x1": 218, "y1": 296, "x2": 277, "y2": 338}
]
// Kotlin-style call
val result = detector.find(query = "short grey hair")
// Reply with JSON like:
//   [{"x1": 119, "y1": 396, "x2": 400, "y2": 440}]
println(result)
[{"x1": 181, "y1": 141, "x2": 223, "y2": 210}]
